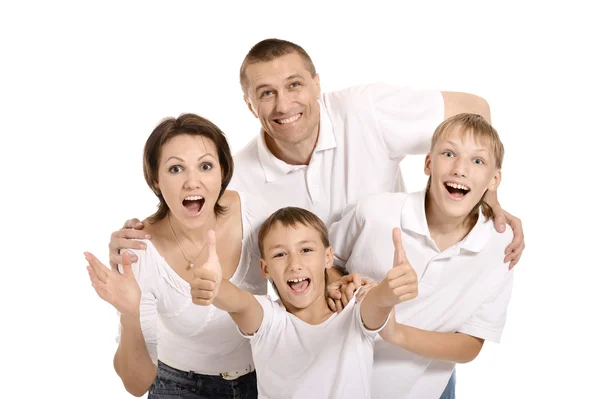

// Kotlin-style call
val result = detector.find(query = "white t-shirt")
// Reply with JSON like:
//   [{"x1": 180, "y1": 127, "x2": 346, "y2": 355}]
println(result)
[
  {"x1": 116, "y1": 191, "x2": 270, "y2": 373},
  {"x1": 329, "y1": 190, "x2": 515, "y2": 399},
  {"x1": 231, "y1": 83, "x2": 444, "y2": 227},
  {"x1": 243, "y1": 294, "x2": 387, "y2": 399}
]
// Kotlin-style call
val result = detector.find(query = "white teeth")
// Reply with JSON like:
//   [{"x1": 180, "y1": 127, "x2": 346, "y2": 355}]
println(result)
[
  {"x1": 277, "y1": 114, "x2": 301, "y2": 124},
  {"x1": 445, "y1": 182, "x2": 470, "y2": 191},
  {"x1": 287, "y1": 277, "x2": 308, "y2": 283},
  {"x1": 184, "y1": 195, "x2": 203, "y2": 201}
]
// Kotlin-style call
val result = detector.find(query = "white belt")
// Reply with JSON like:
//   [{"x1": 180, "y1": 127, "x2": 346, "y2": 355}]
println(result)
[{"x1": 159, "y1": 357, "x2": 255, "y2": 381}]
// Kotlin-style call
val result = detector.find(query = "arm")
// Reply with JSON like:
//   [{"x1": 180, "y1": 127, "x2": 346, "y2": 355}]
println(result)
[
  {"x1": 380, "y1": 319, "x2": 484, "y2": 363},
  {"x1": 189, "y1": 230, "x2": 264, "y2": 335},
  {"x1": 442, "y1": 91, "x2": 491, "y2": 122},
  {"x1": 85, "y1": 251, "x2": 157, "y2": 397},
  {"x1": 212, "y1": 279, "x2": 264, "y2": 336},
  {"x1": 359, "y1": 227, "x2": 418, "y2": 330},
  {"x1": 114, "y1": 315, "x2": 157, "y2": 396}
]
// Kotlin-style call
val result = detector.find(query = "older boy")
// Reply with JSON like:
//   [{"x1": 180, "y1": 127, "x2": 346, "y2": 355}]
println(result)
[{"x1": 330, "y1": 113, "x2": 515, "y2": 398}]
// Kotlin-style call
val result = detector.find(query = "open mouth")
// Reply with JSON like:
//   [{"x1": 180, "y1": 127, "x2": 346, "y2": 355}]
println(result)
[
  {"x1": 274, "y1": 113, "x2": 302, "y2": 125},
  {"x1": 287, "y1": 277, "x2": 311, "y2": 294},
  {"x1": 444, "y1": 182, "x2": 470, "y2": 200},
  {"x1": 182, "y1": 195, "x2": 205, "y2": 216}
]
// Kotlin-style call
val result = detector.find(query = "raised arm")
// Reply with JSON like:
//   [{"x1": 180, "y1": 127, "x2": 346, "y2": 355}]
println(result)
[
  {"x1": 190, "y1": 230, "x2": 263, "y2": 335},
  {"x1": 360, "y1": 228, "x2": 418, "y2": 330},
  {"x1": 85, "y1": 252, "x2": 157, "y2": 397},
  {"x1": 442, "y1": 91, "x2": 491, "y2": 122}
]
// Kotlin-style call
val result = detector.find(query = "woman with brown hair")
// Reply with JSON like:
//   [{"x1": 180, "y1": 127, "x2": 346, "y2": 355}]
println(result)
[{"x1": 84, "y1": 113, "x2": 269, "y2": 398}]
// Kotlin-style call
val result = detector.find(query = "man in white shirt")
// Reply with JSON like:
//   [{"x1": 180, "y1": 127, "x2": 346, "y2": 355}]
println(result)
[{"x1": 108, "y1": 38, "x2": 525, "y2": 398}]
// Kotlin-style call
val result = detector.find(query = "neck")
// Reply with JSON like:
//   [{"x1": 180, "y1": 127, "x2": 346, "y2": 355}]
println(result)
[
  {"x1": 284, "y1": 295, "x2": 333, "y2": 325},
  {"x1": 425, "y1": 193, "x2": 472, "y2": 252},
  {"x1": 264, "y1": 125, "x2": 320, "y2": 166},
  {"x1": 167, "y1": 211, "x2": 218, "y2": 247}
]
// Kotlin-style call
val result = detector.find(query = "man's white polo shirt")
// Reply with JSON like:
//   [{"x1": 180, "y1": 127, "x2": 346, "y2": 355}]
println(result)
[
  {"x1": 329, "y1": 190, "x2": 515, "y2": 399},
  {"x1": 230, "y1": 83, "x2": 444, "y2": 226}
]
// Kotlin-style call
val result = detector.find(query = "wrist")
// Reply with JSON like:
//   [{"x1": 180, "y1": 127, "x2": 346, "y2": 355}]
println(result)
[{"x1": 120, "y1": 311, "x2": 141, "y2": 327}]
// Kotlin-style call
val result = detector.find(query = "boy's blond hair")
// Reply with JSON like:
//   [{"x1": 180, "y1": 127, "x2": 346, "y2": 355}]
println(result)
[{"x1": 428, "y1": 113, "x2": 505, "y2": 223}]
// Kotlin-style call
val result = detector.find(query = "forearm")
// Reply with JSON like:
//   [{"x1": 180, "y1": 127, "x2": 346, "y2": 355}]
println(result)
[
  {"x1": 359, "y1": 284, "x2": 394, "y2": 330},
  {"x1": 113, "y1": 314, "x2": 157, "y2": 397},
  {"x1": 442, "y1": 91, "x2": 491, "y2": 123},
  {"x1": 213, "y1": 279, "x2": 263, "y2": 335},
  {"x1": 327, "y1": 266, "x2": 345, "y2": 284},
  {"x1": 384, "y1": 323, "x2": 484, "y2": 363}
]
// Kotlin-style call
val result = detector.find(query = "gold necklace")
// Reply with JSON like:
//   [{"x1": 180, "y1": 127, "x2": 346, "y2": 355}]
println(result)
[{"x1": 167, "y1": 213, "x2": 214, "y2": 268}]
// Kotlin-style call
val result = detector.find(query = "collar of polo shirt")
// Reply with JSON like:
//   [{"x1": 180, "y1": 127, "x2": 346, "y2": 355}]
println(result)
[
  {"x1": 257, "y1": 99, "x2": 337, "y2": 183},
  {"x1": 401, "y1": 189, "x2": 492, "y2": 254}
]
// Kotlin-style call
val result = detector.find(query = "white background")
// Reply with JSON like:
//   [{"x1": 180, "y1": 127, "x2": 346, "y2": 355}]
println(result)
[{"x1": 1, "y1": 1, "x2": 598, "y2": 398}]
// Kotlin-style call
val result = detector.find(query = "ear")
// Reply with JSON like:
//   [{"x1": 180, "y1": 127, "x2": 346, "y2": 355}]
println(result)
[
  {"x1": 488, "y1": 169, "x2": 502, "y2": 191},
  {"x1": 313, "y1": 73, "x2": 321, "y2": 96},
  {"x1": 324, "y1": 246, "x2": 333, "y2": 269},
  {"x1": 259, "y1": 258, "x2": 270, "y2": 278},
  {"x1": 424, "y1": 153, "x2": 432, "y2": 176},
  {"x1": 244, "y1": 95, "x2": 259, "y2": 118}
]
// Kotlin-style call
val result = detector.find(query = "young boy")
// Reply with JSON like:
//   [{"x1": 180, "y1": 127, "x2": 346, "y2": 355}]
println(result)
[
  {"x1": 190, "y1": 207, "x2": 418, "y2": 398},
  {"x1": 329, "y1": 113, "x2": 515, "y2": 398}
]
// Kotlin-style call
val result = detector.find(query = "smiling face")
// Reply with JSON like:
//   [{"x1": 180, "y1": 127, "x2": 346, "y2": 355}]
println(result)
[
  {"x1": 243, "y1": 52, "x2": 321, "y2": 147},
  {"x1": 156, "y1": 134, "x2": 222, "y2": 229},
  {"x1": 260, "y1": 221, "x2": 333, "y2": 314},
  {"x1": 425, "y1": 125, "x2": 501, "y2": 221}
]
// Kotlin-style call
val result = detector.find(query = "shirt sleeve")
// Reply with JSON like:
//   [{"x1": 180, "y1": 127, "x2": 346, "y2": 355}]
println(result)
[
  {"x1": 239, "y1": 295, "x2": 284, "y2": 343},
  {"x1": 329, "y1": 201, "x2": 367, "y2": 270},
  {"x1": 115, "y1": 242, "x2": 159, "y2": 365},
  {"x1": 355, "y1": 295, "x2": 391, "y2": 339},
  {"x1": 367, "y1": 83, "x2": 444, "y2": 161},
  {"x1": 458, "y1": 270, "x2": 515, "y2": 343}
]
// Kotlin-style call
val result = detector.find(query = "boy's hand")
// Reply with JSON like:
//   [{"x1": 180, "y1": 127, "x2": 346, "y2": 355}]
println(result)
[
  {"x1": 85, "y1": 251, "x2": 141, "y2": 318},
  {"x1": 190, "y1": 230, "x2": 223, "y2": 306},
  {"x1": 377, "y1": 228, "x2": 418, "y2": 307},
  {"x1": 108, "y1": 218, "x2": 151, "y2": 270}
]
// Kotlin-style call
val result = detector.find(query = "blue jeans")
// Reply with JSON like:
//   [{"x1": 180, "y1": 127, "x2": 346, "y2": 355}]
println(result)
[
  {"x1": 439, "y1": 369, "x2": 456, "y2": 399},
  {"x1": 148, "y1": 360, "x2": 258, "y2": 399}
]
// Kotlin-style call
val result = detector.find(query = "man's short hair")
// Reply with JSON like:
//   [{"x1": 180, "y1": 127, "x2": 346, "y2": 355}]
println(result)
[{"x1": 239, "y1": 38, "x2": 317, "y2": 95}]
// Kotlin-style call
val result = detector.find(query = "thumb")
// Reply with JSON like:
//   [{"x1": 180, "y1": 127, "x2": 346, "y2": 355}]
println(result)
[
  {"x1": 392, "y1": 227, "x2": 406, "y2": 267},
  {"x1": 121, "y1": 251, "x2": 134, "y2": 275},
  {"x1": 205, "y1": 230, "x2": 220, "y2": 266}
]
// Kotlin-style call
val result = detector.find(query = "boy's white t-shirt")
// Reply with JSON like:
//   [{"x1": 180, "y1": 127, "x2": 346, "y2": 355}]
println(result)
[{"x1": 242, "y1": 294, "x2": 387, "y2": 399}]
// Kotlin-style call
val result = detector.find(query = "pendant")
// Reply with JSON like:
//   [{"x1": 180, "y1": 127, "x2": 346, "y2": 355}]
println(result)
[{"x1": 190, "y1": 262, "x2": 195, "y2": 268}]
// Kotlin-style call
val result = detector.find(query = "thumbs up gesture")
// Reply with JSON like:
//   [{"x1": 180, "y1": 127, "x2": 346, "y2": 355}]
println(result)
[
  {"x1": 379, "y1": 228, "x2": 418, "y2": 307},
  {"x1": 85, "y1": 250, "x2": 142, "y2": 318},
  {"x1": 191, "y1": 230, "x2": 223, "y2": 306}
]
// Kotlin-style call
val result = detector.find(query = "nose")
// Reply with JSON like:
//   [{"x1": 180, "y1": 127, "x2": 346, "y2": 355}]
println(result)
[
  {"x1": 183, "y1": 168, "x2": 203, "y2": 190},
  {"x1": 451, "y1": 156, "x2": 469, "y2": 178},
  {"x1": 275, "y1": 90, "x2": 293, "y2": 115},
  {"x1": 286, "y1": 252, "x2": 304, "y2": 271}
]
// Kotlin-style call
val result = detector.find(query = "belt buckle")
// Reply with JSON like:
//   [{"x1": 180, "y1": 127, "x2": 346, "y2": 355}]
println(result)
[{"x1": 220, "y1": 371, "x2": 236, "y2": 380}]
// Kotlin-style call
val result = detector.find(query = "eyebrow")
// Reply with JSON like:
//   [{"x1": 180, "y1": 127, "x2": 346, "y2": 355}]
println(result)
[
  {"x1": 267, "y1": 239, "x2": 317, "y2": 252},
  {"x1": 254, "y1": 74, "x2": 306, "y2": 94},
  {"x1": 165, "y1": 153, "x2": 216, "y2": 164}
]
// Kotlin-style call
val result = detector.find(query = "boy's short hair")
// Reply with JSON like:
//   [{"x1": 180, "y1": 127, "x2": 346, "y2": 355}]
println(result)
[
  {"x1": 428, "y1": 113, "x2": 505, "y2": 222},
  {"x1": 258, "y1": 207, "x2": 330, "y2": 258}
]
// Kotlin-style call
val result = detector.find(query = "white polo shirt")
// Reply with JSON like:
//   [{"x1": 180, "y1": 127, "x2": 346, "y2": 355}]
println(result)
[
  {"x1": 242, "y1": 294, "x2": 386, "y2": 399},
  {"x1": 230, "y1": 83, "x2": 444, "y2": 227},
  {"x1": 329, "y1": 190, "x2": 515, "y2": 399}
]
